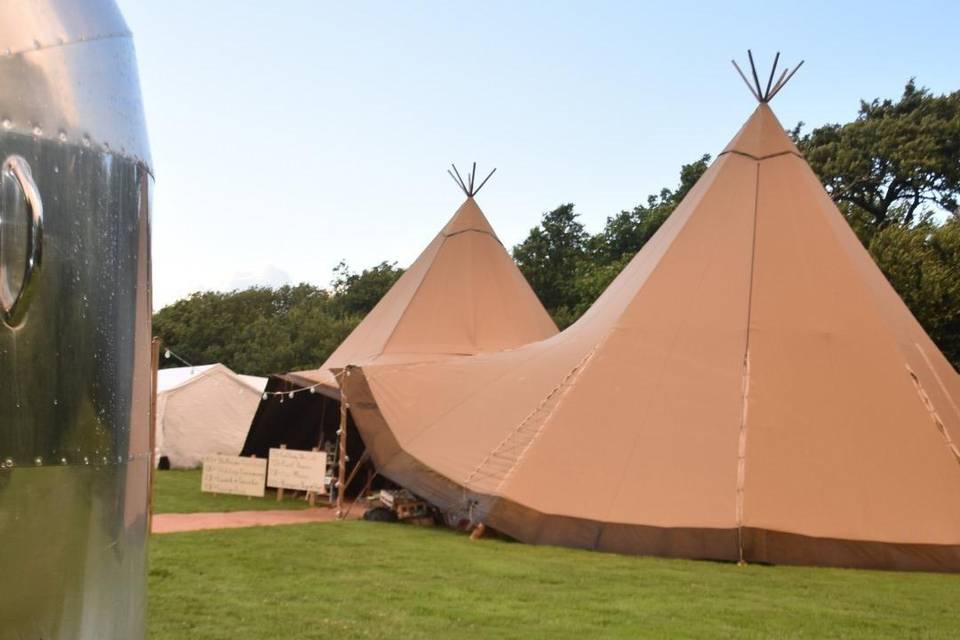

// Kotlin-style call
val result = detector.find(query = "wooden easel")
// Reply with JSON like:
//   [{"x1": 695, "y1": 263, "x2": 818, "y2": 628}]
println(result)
[{"x1": 275, "y1": 443, "x2": 287, "y2": 502}]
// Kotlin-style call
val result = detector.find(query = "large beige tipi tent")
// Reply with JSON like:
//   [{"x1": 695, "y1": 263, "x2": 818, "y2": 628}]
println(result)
[
  {"x1": 343, "y1": 60, "x2": 960, "y2": 572},
  {"x1": 240, "y1": 168, "x2": 558, "y2": 460},
  {"x1": 157, "y1": 364, "x2": 267, "y2": 469}
]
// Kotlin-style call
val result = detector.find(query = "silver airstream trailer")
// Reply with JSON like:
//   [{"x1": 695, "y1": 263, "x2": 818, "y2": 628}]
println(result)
[{"x1": 0, "y1": 1, "x2": 153, "y2": 638}]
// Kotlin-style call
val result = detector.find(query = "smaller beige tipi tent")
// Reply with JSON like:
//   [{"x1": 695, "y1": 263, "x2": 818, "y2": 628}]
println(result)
[
  {"x1": 240, "y1": 165, "x2": 558, "y2": 462},
  {"x1": 156, "y1": 364, "x2": 267, "y2": 469}
]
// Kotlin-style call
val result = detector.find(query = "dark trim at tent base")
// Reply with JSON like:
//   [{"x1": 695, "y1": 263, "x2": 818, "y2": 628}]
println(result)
[
  {"x1": 487, "y1": 499, "x2": 960, "y2": 574},
  {"x1": 344, "y1": 367, "x2": 960, "y2": 574}
]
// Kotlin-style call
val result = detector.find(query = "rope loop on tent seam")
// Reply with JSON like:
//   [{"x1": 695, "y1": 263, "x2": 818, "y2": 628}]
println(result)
[
  {"x1": 731, "y1": 50, "x2": 804, "y2": 103},
  {"x1": 464, "y1": 342, "x2": 604, "y2": 495},
  {"x1": 448, "y1": 162, "x2": 497, "y2": 198},
  {"x1": 906, "y1": 364, "x2": 960, "y2": 467}
]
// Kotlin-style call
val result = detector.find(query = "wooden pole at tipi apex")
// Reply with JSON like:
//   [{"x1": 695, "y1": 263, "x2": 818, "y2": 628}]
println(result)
[
  {"x1": 731, "y1": 50, "x2": 805, "y2": 103},
  {"x1": 148, "y1": 337, "x2": 161, "y2": 533},
  {"x1": 449, "y1": 164, "x2": 469, "y2": 196},
  {"x1": 473, "y1": 167, "x2": 497, "y2": 195},
  {"x1": 448, "y1": 163, "x2": 498, "y2": 198},
  {"x1": 335, "y1": 369, "x2": 350, "y2": 518}
]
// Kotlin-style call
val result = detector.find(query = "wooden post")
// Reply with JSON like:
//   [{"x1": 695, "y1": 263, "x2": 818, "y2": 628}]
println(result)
[
  {"x1": 336, "y1": 377, "x2": 349, "y2": 518},
  {"x1": 307, "y1": 446, "x2": 319, "y2": 507},
  {"x1": 248, "y1": 453, "x2": 257, "y2": 500},
  {"x1": 340, "y1": 469, "x2": 377, "y2": 521},
  {"x1": 276, "y1": 444, "x2": 286, "y2": 502},
  {"x1": 147, "y1": 337, "x2": 160, "y2": 534},
  {"x1": 339, "y1": 448, "x2": 370, "y2": 499},
  {"x1": 316, "y1": 396, "x2": 328, "y2": 449}
]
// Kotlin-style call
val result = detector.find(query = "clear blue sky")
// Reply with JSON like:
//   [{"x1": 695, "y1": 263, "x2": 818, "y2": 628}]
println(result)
[{"x1": 116, "y1": 0, "x2": 959, "y2": 309}]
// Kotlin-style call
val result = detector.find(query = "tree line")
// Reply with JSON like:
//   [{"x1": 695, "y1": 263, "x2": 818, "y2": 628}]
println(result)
[
  {"x1": 155, "y1": 81, "x2": 959, "y2": 375},
  {"x1": 154, "y1": 262, "x2": 404, "y2": 375}
]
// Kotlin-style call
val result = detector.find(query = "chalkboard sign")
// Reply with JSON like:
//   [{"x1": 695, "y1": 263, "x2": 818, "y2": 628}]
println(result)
[
  {"x1": 201, "y1": 455, "x2": 267, "y2": 497},
  {"x1": 267, "y1": 448, "x2": 327, "y2": 493}
]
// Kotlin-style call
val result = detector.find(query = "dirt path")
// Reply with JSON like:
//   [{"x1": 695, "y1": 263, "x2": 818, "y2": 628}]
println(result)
[{"x1": 152, "y1": 506, "x2": 365, "y2": 534}]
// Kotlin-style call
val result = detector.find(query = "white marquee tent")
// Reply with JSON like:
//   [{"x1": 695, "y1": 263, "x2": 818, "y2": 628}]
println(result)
[{"x1": 156, "y1": 364, "x2": 267, "y2": 469}]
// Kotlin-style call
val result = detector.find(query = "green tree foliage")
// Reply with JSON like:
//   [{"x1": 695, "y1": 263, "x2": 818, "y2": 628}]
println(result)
[
  {"x1": 330, "y1": 261, "x2": 405, "y2": 316},
  {"x1": 515, "y1": 156, "x2": 710, "y2": 327},
  {"x1": 512, "y1": 204, "x2": 588, "y2": 314},
  {"x1": 153, "y1": 263, "x2": 403, "y2": 376},
  {"x1": 590, "y1": 154, "x2": 711, "y2": 264},
  {"x1": 795, "y1": 81, "x2": 960, "y2": 234},
  {"x1": 869, "y1": 216, "x2": 960, "y2": 366}
]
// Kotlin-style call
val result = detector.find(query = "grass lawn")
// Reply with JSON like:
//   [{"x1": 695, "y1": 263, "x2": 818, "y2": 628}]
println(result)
[
  {"x1": 149, "y1": 521, "x2": 960, "y2": 639},
  {"x1": 152, "y1": 469, "x2": 323, "y2": 514}
]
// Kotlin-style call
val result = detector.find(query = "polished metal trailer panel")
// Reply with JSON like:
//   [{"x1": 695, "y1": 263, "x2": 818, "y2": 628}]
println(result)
[{"x1": 0, "y1": 1, "x2": 152, "y2": 638}]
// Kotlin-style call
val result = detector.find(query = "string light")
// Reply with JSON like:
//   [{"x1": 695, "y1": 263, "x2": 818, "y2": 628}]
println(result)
[
  {"x1": 161, "y1": 346, "x2": 193, "y2": 369},
  {"x1": 259, "y1": 381, "x2": 328, "y2": 401},
  {"x1": 161, "y1": 343, "x2": 329, "y2": 400}
]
